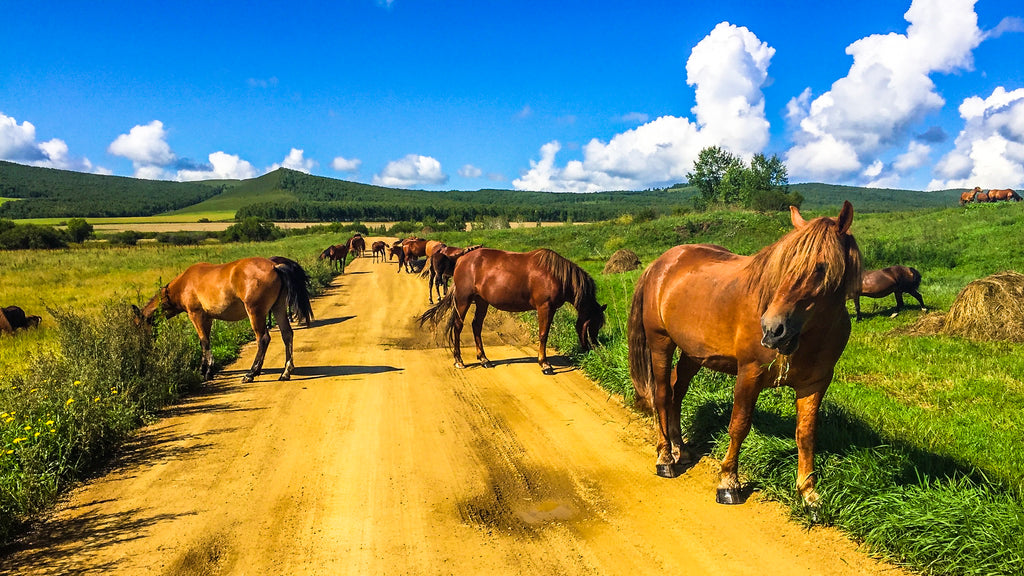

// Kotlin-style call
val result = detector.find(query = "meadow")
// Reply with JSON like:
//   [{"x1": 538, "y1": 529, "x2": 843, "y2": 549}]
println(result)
[{"x1": 2, "y1": 202, "x2": 1024, "y2": 574}]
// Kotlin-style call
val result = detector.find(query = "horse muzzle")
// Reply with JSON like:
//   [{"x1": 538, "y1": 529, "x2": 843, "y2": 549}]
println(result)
[{"x1": 760, "y1": 316, "x2": 802, "y2": 355}]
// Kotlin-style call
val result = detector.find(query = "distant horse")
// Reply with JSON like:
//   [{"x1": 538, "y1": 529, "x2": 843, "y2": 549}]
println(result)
[
  {"x1": 976, "y1": 190, "x2": 991, "y2": 203},
  {"x1": 348, "y1": 235, "x2": 366, "y2": 257},
  {"x1": 420, "y1": 247, "x2": 606, "y2": 375},
  {"x1": 960, "y1": 187, "x2": 981, "y2": 205},
  {"x1": 1, "y1": 305, "x2": 41, "y2": 332},
  {"x1": 319, "y1": 244, "x2": 349, "y2": 273},
  {"x1": 400, "y1": 238, "x2": 443, "y2": 272},
  {"x1": 134, "y1": 257, "x2": 314, "y2": 383},
  {"x1": 427, "y1": 244, "x2": 483, "y2": 304},
  {"x1": 853, "y1": 265, "x2": 925, "y2": 321},
  {"x1": 628, "y1": 201, "x2": 861, "y2": 509},
  {"x1": 371, "y1": 241, "x2": 390, "y2": 263},
  {"x1": 988, "y1": 188, "x2": 1021, "y2": 202}
]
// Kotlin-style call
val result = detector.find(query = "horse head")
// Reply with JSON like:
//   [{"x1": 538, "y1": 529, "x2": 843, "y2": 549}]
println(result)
[
  {"x1": 133, "y1": 285, "x2": 179, "y2": 326},
  {"x1": 576, "y1": 303, "x2": 608, "y2": 351},
  {"x1": 758, "y1": 201, "x2": 859, "y2": 355}
]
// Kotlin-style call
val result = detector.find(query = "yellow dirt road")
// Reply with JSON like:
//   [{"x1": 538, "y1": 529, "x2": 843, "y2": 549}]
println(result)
[{"x1": 1, "y1": 246, "x2": 906, "y2": 575}]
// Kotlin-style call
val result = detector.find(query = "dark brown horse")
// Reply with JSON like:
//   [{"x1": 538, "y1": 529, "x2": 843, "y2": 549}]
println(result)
[
  {"x1": 319, "y1": 244, "x2": 349, "y2": 273},
  {"x1": 988, "y1": 188, "x2": 1021, "y2": 202},
  {"x1": 371, "y1": 240, "x2": 389, "y2": 263},
  {"x1": 427, "y1": 244, "x2": 483, "y2": 304},
  {"x1": 389, "y1": 243, "x2": 407, "y2": 271},
  {"x1": 853, "y1": 265, "x2": 925, "y2": 321},
  {"x1": 348, "y1": 235, "x2": 366, "y2": 257},
  {"x1": 134, "y1": 257, "x2": 314, "y2": 383},
  {"x1": 420, "y1": 248, "x2": 606, "y2": 375},
  {"x1": 1, "y1": 305, "x2": 40, "y2": 333},
  {"x1": 628, "y1": 201, "x2": 861, "y2": 510}
]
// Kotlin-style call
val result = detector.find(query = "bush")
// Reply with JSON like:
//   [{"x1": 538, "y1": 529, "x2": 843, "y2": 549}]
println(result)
[
  {"x1": 108, "y1": 230, "x2": 144, "y2": 246},
  {"x1": 0, "y1": 223, "x2": 67, "y2": 250},
  {"x1": 221, "y1": 217, "x2": 283, "y2": 243},
  {"x1": 65, "y1": 218, "x2": 94, "y2": 243}
]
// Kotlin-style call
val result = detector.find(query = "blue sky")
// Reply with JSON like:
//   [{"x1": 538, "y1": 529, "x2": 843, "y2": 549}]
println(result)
[{"x1": 2, "y1": 0, "x2": 1023, "y2": 192}]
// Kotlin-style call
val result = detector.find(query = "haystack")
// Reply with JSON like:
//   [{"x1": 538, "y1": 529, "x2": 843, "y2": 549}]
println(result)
[
  {"x1": 940, "y1": 271, "x2": 1024, "y2": 341},
  {"x1": 603, "y1": 249, "x2": 641, "y2": 274}
]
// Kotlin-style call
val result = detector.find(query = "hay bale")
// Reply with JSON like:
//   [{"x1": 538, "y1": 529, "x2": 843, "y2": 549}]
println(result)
[
  {"x1": 942, "y1": 271, "x2": 1024, "y2": 341},
  {"x1": 603, "y1": 249, "x2": 641, "y2": 274}
]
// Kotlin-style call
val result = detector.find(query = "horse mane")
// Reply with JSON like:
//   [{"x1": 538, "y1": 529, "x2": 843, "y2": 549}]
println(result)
[
  {"x1": 744, "y1": 215, "x2": 861, "y2": 311},
  {"x1": 531, "y1": 249, "x2": 597, "y2": 311}
]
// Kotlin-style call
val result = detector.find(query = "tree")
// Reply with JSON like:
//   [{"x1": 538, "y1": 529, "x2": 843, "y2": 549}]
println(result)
[
  {"x1": 687, "y1": 146, "x2": 743, "y2": 207},
  {"x1": 65, "y1": 218, "x2": 94, "y2": 243}
]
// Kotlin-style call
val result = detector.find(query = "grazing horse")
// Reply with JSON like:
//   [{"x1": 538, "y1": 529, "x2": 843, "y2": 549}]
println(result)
[
  {"x1": 960, "y1": 187, "x2": 981, "y2": 205},
  {"x1": 628, "y1": 201, "x2": 861, "y2": 510},
  {"x1": 1, "y1": 305, "x2": 41, "y2": 333},
  {"x1": 853, "y1": 265, "x2": 925, "y2": 321},
  {"x1": 319, "y1": 244, "x2": 349, "y2": 273},
  {"x1": 427, "y1": 244, "x2": 483, "y2": 304},
  {"x1": 988, "y1": 188, "x2": 1021, "y2": 202},
  {"x1": 134, "y1": 257, "x2": 314, "y2": 383},
  {"x1": 371, "y1": 241, "x2": 390, "y2": 263},
  {"x1": 348, "y1": 235, "x2": 366, "y2": 257},
  {"x1": 419, "y1": 247, "x2": 606, "y2": 375}
]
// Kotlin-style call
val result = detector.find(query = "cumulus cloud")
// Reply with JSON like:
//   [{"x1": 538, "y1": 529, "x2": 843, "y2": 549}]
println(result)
[
  {"x1": 515, "y1": 22, "x2": 774, "y2": 192},
  {"x1": 458, "y1": 164, "x2": 482, "y2": 178},
  {"x1": 373, "y1": 154, "x2": 448, "y2": 188},
  {"x1": 176, "y1": 151, "x2": 258, "y2": 181},
  {"x1": 108, "y1": 120, "x2": 176, "y2": 178},
  {"x1": 785, "y1": 0, "x2": 983, "y2": 184},
  {"x1": 267, "y1": 148, "x2": 315, "y2": 173},
  {"x1": 331, "y1": 155, "x2": 361, "y2": 172},
  {"x1": 0, "y1": 111, "x2": 94, "y2": 171},
  {"x1": 929, "y1": 87, "x2": 1024, "y2": 189}
]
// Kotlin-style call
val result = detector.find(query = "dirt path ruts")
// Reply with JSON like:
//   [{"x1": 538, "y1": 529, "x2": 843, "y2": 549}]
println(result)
[{"x1": 0, "y1": 243, "x2": 908, "y2": 575}]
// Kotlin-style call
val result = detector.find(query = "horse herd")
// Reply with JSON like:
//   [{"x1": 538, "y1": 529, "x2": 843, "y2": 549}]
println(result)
[
  {"x1": 959, "y1": 186, "x2": 1021, "y2": 204},
  {"x1": 1, "y1": 202, "x2": 932, "y2": 510}
]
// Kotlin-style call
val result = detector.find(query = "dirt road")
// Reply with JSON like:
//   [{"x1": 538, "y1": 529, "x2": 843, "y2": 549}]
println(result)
[{"x1": 1, "y1": 245, "x2": 906, "y2": 575}]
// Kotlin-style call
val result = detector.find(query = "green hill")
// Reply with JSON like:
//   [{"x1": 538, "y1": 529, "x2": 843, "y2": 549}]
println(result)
[{"x1": 167, "y1": 170, "x2": 297, "y2": 217}]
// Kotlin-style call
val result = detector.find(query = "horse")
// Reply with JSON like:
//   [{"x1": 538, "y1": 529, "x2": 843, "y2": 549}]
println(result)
[
  {"x1": 371, "y1": 241, "x2": 390, "y2": 263},
  {"x1": 134, "y1": 256, "x2": 314, "y2": 383},
  {"x1": 319, "y1": 244, "x2": 349, "y2": 273},
  {"x1": 389, "y1": 244, "x2": 408, "y2": 272},
  {"x1": 427, "y1": 244, "x2": 483, "y2": 304},
  {"x1": 419, "y1": 247, "x2": 606, "y2": 375},
  {"x1": 853, "y1": 265, "x2": 925, "y2": 321},
  {"x1": 988, "y1": 188, "x2": 1021, "y2": 202},
  {"x1": 1, "y1": 305, "x2": 40, "y2": 333},
  {"x1": 400, "y1": 238, "x2": 443, "y2": 272},
  {"x1": 627, "y1": 201, "x2": 861, "y2": 510},
  {"x1": 348, "y1": 235, "x2": 366, "y2": 257},
  {"x1": 960, "y1": 187, "x2": 981, "y2": 205},
  {"x1": 976, "y1": 190, "x2": 991, "y2": 203}
]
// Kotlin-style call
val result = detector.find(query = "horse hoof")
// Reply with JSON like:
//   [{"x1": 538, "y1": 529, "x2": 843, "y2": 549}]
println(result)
[
  {"x1": 804, "y1": 503, "x2": 822, "y2": 523},
  {"x1": 716, "y1": 488, "x2": 743, "y2": 505},
  {"x1": 481, "y1": 361, "x2": 495, "y2": 369},
  {"x1": 278, "y1": 374, "x2": 291, "y2": 381},
  {"x1": 241, "y1": 375, "x2": 254, "y2": 383},
  {"x1": 454, "y1": 362, "x2": 466, "y2": 369},
  {"x1": 542, "y1": 367, "x2": 555, "y2": 376},
  {"x1": 656, "y1": 464, "x2": 680, "y2": 478}
]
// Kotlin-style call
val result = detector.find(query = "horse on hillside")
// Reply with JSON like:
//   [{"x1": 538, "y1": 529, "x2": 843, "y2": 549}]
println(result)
[
  {"x1": 134, "y1": 257, "x2": 314, "y2": 383},
  {"x1": 427, "y1": 244, "x2": 483, "y2": 304},
  {"x1": 988, "y1": 188, "x2": 1021, "y2": 202},
  {"x1": 420, "y1": 247, "x2": 606, "y2": 375},
  {"x1": 628, "y1": 201, "x2": 861, "y2": 511},
  {"x1": 319, "y1": 244, "x2": 349, "y2": 273},
  {"x1": 852, "y1": 265, "x2": 925, "y2": 321},
  {"x1": 960, "y1": 187, "x2": 981, "y2": 205}
]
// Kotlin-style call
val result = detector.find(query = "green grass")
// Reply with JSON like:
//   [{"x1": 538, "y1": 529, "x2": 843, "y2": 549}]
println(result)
[{"x1": 166, "y1": 171, "x2": 297, "y2": 215}]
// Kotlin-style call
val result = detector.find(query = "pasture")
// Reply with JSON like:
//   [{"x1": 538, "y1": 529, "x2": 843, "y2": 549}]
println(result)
[{"x1": 2, "y1": 202, "x2": 1024, "y2": 574}]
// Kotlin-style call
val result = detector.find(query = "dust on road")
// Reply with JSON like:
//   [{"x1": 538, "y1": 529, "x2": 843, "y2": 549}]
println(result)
[{"x1": 1, "y1": 243, "x2": 907, "y2": 575}]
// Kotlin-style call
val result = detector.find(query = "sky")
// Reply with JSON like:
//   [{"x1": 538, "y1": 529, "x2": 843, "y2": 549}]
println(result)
[{"x1": 2, "y1": 0, "x2": 1023, "y2": 193}]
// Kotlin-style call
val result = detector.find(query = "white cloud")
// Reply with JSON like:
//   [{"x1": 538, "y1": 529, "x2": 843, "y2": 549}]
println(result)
[
  {"x1": 331, "y1": 155, "x2": 361, "y2": 172},
  {"x1": 373, "y1": 154, "x2": 448, "y2": 188},
  {"x1": 892, "y1": 140, "x2": 931, "y2": 173},
  {"x1": 515, "y1": 22, "x2": 773, "y2": 192},
  {"x1": 458, "y1": 164, "x2": 482, "y2": 178},
  {"x1": 929, "y1": 87, "x2": 1024, "y2": 190},
  {"x1": 267, "y1": 148, "x2": 315, "y2": 173},
  {"x1": 0, "y1": 111, "x2": 93, "y2": 171},
  {"x1": 108, "y1": 120, "x2": 175, "y2": 168},
  {"x1": 785, "y1": 0, "x2": 984, "y2": 184},
  {"x1": 176, "y1": 151, "x2": 257, "y2": 181}
]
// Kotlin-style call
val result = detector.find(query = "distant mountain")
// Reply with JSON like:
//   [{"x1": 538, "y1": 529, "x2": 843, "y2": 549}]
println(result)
[{"x1": 0, "y1": 161, "x2": 970, "y2": 221}]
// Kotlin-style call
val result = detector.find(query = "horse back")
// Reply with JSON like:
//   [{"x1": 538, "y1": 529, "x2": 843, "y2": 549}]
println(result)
[
  {"x1": 172, "y1": 258, "x2": 282, "y2": 320},
  {"x1": 454, "y1": 248, "x2": 555, "y2": 312}
]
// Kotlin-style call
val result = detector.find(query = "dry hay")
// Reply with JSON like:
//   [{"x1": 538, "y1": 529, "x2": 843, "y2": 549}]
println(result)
[
  {"x1": 906, "y1": 271, "x2": 1024, "y2": 341},
  {"x1": 603, "y1": 249, "x2": 641, "y2": 274}
]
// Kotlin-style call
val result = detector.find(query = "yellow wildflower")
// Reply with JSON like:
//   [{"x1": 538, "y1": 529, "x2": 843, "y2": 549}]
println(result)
[
  {"x1": 93, "y1": 397, "x2": 100, "y2": 402},
  {"x1": 74, "y1": 380, "x2": 81, "y2": 386},
  {"x1": 23, "y1": 426, "x2": 31, "y2": 431},
  {"x1": 65, "y1": 398, "x2": 75, "y2": 405},
  {"x1": 45, "y1": 420, "x2": 54, "y2": 426},
  {"x1": 12, "y1": 437, "x2": 26, "y2": 444}
]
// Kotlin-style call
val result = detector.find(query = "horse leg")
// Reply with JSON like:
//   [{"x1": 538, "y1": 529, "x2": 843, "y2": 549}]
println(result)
[
  {"x1": 908, "y1": 289, "x2": 926, "y2": 310},
  {"x1": 188, "y1": 312, "x2": 214, "y2": 381},
  {"x1": 451, "y1": 296, "x2": 472, "y2": 369},
  {"x1": 244, "y1": 310, "x2": 272, "y2": 383},
  {"x1": 893, "y1": 291, "x2": 905, "y2": 315},
  {"x1": 669, "y1": 358, "x2": 700, "y2": 468},
  {"x1": 273, "y1": 299, "x2": 295, "y2": 381},
  {"x1": 536, "y1": 303, "x2": 556, "y2": 375},
  {"x1": 795, "y1": 385, "x2": 827, "y2": 515},
  {"x1": 428, "y1": 265, "x2": 436, "y2": 304},
  {"x1": 649, "y1": 340, "x2": 679, "y2": 477},
  {"x1": 854, "y1": 296, "x2": 862, "y2": 322},
  {"x1": 716, "y1": 368, "x2": 761, "y2": 504},
  {"x1": 471, "y1": 300, "x2": 493, "y2": 368}
]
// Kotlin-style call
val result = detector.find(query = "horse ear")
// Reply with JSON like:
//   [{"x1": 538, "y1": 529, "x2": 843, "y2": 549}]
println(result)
[
  {"x1": 790, "y1": 205, "x2": 807, "y2": 228},
  {"x1": 837, "y1": 200, "x2": 854, "y2": 234}
]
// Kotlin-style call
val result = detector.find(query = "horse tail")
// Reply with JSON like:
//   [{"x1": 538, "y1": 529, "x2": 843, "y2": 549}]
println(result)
[
  {"x1": 273, "y1": 258, "x2": 314, "y2": 326},
  {"x1": 418, "y1": 290, "x2": 458, "y2": 348},
  {"x1": 627, "y1": 266, "x2": 655, "y2": 410}
]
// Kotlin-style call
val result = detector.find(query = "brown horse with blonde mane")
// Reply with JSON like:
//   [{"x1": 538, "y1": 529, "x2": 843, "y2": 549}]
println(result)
[
  {"x1": 134, "y1": 256, "x2": 314, "y2": 383},
  {"x1": 420, "y1": 247, "x2": 606, "y2": 375},
  {"x1": 628, "y1": 201, "x2": 861, "y2": 511}
]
